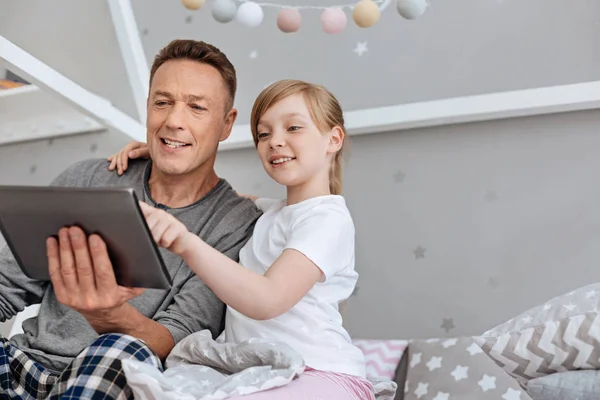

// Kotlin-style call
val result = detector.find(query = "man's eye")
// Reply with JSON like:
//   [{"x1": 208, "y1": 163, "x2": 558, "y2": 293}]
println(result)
[
  {"x1": 191, "y1": 104, "x2": 206, "y2": 111},
  {"x1": 155, "y1": 101, "x2": 168, "y2": 106}
]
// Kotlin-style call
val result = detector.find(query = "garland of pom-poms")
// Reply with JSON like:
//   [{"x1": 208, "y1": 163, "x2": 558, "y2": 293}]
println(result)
[{"x1": 181, "y1": 0, "x2": 428, "y2": 33}]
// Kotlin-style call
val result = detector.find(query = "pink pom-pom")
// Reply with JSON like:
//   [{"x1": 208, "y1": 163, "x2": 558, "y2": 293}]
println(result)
[
  {"x1": 277, "y1": 8, "x2": 302, "y2": 33},
  {"x1": 321, "y1": 8, "x2": 347, "y2": 34}
]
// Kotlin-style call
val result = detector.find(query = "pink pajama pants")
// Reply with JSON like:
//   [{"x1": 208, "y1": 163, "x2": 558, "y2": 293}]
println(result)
[{"x1": 228, "y1": 368, "x2": 375, "y2": 400}]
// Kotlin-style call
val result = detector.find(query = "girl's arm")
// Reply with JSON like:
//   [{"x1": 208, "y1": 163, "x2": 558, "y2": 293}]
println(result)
[
  {"x1": 139, "y1": 202, "x2": 322, "y2": 320},
  {"x1": 182, "y1": 235, "x2": 322, "y2": 320},
  {"x1": 236, "y1": 192, "x2": 259, "y2": 201}
]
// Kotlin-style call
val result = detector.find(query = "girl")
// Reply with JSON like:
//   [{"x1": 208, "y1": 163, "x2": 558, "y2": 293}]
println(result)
[{"x1": 108, "y1": 79, "x2": 374, "y2": 399}]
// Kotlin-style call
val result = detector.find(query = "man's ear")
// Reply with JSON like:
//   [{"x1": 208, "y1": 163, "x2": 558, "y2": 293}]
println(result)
[
  {"x1": 220, "y1": 108, "x2": 239, "y2": 142},
  {"x1": 327, "y1": 126, "x2": 344, "y2": 153}
]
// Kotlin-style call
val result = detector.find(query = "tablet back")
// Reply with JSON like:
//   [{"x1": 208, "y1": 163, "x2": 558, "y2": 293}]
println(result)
[{"x1": 0, "y1": 186, "x2": 171, "y2": 290}]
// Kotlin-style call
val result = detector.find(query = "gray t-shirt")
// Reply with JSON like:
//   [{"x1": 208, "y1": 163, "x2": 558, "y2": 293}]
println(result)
[{"x1": 0, "y1": 158, "x2": 262, "y2": 373}]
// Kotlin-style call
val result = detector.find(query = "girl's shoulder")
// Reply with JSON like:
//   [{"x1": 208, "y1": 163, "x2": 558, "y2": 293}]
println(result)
[{"x1": 254, "y1": 197, "x2": 286, "y2": 212}]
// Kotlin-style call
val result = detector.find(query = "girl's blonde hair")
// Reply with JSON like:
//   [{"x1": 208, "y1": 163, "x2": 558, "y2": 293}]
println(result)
[{"x1": 250, "y1": 79, "x2": 347, "y2": 195}]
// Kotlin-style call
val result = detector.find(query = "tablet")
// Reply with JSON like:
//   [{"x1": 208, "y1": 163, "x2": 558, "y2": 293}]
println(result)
[{"x1": 0, "y1": 185, "x2": 172, "y2": 290}]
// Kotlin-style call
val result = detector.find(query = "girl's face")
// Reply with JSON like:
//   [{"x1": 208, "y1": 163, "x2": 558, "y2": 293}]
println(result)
[{"x1": 255, "y1": 93, "x2": 341, "y2": 197}]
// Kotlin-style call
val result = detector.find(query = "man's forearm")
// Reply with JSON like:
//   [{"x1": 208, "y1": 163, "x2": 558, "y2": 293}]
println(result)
[{"x1": 85, "y1": 303, "x2": 175, "y2": 361}]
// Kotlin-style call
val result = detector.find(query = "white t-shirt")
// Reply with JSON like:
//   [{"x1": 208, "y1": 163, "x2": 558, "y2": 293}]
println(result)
[{"x1": 217, "y1": 195, "x2": 366, "y2": 377}]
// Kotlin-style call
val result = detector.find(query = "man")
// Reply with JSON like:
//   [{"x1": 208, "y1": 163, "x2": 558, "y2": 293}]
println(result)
[{"x1": 0, "y1": 39, "x2": 262, "y2": 399}]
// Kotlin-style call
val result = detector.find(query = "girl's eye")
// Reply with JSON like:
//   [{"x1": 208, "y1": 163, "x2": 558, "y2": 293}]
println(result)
[
  {"x1": 257, "y1": 133, "x2": 270, "y2": 139},
  {"x1": 288, "y1": 126, "x2": 301, "y2": 131}
]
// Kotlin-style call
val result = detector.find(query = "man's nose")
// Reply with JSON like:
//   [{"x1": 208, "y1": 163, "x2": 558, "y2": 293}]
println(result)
[{"x1": 165, "y1": 102, "x2": 186, "y2": 130}]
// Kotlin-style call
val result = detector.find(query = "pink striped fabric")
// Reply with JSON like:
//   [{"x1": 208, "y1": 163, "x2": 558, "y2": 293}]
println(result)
[
  {"x1": 352, "y1": 339, "x2": 408, "y2": 379},
  {"x1": 227, "y1": 368, "x2": 375, "y2": 400}
]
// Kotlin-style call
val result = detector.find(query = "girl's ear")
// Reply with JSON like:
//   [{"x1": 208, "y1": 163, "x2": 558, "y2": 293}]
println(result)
[{"x1": 327, "y1": 126, "x2": 344, "y2": 153}]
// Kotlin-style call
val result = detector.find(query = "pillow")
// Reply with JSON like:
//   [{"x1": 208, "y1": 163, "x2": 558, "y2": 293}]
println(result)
[
  {"x1": 483, "y1": 282, "x2": 600, "y2": 337},
  {"x1": 526, "y1": 370, "x2": 600, "y2": 400},
  {"x1": 475, "y1": 283, "x2": 600, "y2": 384},
  {"x1": 475, "y1": 311, "x2": 600, "y2": 384},
  {"x1": 353, "y1": 339, "x2": 408, "y2": 380},
  {"x1": 403, "y1": 337, "x2": 532, "y2": 400}
]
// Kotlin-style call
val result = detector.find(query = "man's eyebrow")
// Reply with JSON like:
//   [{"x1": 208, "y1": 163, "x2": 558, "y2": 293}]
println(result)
[
  {"x1": 151, "y1": 91, "x2": 213, "y2": 106},
  {"x1": 186, "y1": 94, "x2": 208, "y2": 102},
  {"x1": 152, "y1": 90, "x2": 173, "y2": 98}
]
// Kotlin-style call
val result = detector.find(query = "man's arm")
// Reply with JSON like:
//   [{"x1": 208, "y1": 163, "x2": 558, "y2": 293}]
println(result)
[
  {"x1": 47, "y1": 203, "x2": 258, "y2": 360},
  {"x1": 0, "y1": 245, "x2": 48, "y2": 322}
]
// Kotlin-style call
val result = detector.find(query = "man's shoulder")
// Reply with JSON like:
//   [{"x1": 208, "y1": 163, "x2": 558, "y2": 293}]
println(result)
[
  {"x1": 52, "y1": 158, "x2": 148, "y2": 188},
  {"x1": 209, "y1": 180, "x2": 263, "y2": 226}
]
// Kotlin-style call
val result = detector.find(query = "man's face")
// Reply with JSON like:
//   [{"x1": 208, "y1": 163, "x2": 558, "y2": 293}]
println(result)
[{"x1": 146, "y1": 59, "x2": 237, "y2": 177}]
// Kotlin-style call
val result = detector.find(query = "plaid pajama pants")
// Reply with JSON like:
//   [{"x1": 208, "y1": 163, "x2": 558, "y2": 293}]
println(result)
[{"x1": 0, "y1": 333, "x2": 162, "y2": 400}]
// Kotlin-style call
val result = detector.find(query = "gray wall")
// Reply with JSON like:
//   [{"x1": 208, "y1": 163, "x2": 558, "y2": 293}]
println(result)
[{"x1": 2, "y1": 109, "x2": 599, "y2": 340}]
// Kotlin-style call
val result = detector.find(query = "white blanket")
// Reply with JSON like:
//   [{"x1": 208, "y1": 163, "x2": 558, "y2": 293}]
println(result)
[{"x1": 122, "y1": 330, "x2": 397, "y2": 400}]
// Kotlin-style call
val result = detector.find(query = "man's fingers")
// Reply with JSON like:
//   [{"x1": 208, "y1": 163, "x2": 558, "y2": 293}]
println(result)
[
  {"x1": 47, "y1": 237, "x2": 67, "y2": 301},
  {"x1": 68, "y1": 226, "x2": 96, "y2": 294},
  {"x1": 88, "y1": 234, "x2": 119, "y2": 294},
  {"x1": 58, "y1": 228, "x2": 79, "y2": 296}
]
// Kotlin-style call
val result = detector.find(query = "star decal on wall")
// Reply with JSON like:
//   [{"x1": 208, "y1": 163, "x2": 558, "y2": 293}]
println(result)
[
  {"x1": 484, "y1": 189, "x2": 498, "y2": 202},
  {"x1": 393, "y1": 170, "x2": 405, "y2": 183},
  {"x1": 354, "y1": 41, "x2": 368, "y2": 56},
  {"x1": 413, "y1": 246, "x2": 426, "y2": 259},
  {"x1": 488, "y1": 277, "x2": 500, "y2": 289},
  {"x1": 441, "y1": 318, "x2": 455, "y2": 332}
]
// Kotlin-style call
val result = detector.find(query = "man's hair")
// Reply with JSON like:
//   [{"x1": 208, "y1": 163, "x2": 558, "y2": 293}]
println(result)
[{"x1": 149, "y1": 39, "x2": 237, "y2": 111}]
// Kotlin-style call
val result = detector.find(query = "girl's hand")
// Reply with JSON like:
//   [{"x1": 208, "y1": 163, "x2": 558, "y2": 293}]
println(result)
[
  {"x1": 107, "y1": 140, "x2": 150, "y2": 175},
  {"x1": 138, "y1": 202, "x2": 196, "y2": 256}
]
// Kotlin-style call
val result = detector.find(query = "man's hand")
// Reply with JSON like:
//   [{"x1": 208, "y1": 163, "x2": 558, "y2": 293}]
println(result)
[
  {"x1": 139, "y1": 202, "x2": 196, "y2": 256},
  {"x1": 46, "y1": 226, "x2": 144, "y2": 333}
]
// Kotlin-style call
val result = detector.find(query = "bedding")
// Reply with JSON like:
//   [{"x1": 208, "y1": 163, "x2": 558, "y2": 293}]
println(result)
[
  {"x1": 394, "y1": 283, "x2": 600, "y2": 400},
  {"x1": 402, "y1": 337, "x2": 532, "y2": 400},
  {"x1": 122, "y1": 329, "x2": 397, "y2": 400}
]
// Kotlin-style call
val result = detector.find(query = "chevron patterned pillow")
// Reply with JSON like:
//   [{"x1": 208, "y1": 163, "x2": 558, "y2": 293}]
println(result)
[
  {"x1": 483, "y1": 283, "x2": 600, "y2": 338},
  {"x1": 474, "y1": 310, "x2": 600, "y2": 384},
  {"x1": 352, "y1": 339, "x2": 408, "y2": 379}
]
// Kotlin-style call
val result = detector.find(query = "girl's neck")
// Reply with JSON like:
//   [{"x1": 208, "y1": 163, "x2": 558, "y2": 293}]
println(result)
[{"x1": 286, "y1": 180, "x2": 331, "y2": 206}]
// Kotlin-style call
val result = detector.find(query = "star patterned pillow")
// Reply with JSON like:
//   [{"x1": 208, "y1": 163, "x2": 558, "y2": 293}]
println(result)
[{"x1": 403, "y1": 337, "x2": 532, "y2": 400}]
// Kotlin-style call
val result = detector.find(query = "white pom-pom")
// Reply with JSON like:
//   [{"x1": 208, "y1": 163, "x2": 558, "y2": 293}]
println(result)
[
  {"x1": 212, "y1": 0, "x2": 238, "y2": 23},
  {"x1": 396, "y1": 0, "x2": 427, "y2": 20},
  {"x1": 236, "y1": 2, "x2": 264, "y2": 28}
]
